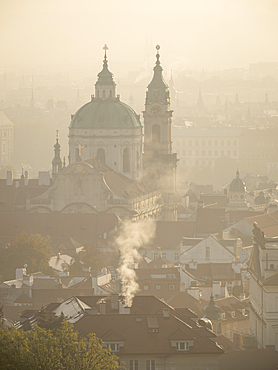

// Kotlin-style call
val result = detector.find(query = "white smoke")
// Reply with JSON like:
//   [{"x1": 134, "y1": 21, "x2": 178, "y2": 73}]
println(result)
[{"x1": 116, "y1": 219, "x2": 156, "y2": 307}]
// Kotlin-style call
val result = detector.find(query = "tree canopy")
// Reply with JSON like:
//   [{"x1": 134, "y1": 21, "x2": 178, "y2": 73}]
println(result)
[
  {"x1": 0, "y1": 232, "x2": 54, "y2": 282},
  {"x1": 0, "y1": 321, "x2": 123, "y2": 370}
]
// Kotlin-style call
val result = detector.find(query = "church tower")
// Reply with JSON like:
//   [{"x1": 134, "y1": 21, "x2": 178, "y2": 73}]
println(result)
[
  {"x1": 52, "y1": 130, "x2": 62, "y2": 180},
  {"x1": 143, "y1": 45, "x2": 178, "y2": 221}
]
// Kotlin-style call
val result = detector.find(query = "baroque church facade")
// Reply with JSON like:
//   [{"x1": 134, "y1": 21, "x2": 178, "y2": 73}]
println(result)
[{"x1": 28, "y1": 45, "x2": 178, "y2": 221}]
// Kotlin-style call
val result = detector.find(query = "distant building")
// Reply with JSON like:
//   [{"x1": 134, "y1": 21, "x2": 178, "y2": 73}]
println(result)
[{"x1": 0, "y1": 111, "x2": 13, "y2": 164}]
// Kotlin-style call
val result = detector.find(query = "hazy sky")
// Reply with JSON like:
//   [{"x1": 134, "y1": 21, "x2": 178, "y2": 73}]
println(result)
[{"x1": 0, "y1": 0, "x2": 278, "y2": 71}]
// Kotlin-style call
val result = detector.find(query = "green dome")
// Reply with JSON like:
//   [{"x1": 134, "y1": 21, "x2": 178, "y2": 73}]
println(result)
[
  {"x1": 229, "y1": 171, "x2": 245, "y2": 193},
  {"x1": 70, "y1": 99, "x2": 141, "y2": 129}
]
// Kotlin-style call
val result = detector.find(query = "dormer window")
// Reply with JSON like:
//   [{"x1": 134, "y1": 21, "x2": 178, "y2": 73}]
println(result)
[
  {"x1": 176, "y1": 342, "x2": 189, "y2": 351},
  {"x1": 105, "y1": 343, "x2": 120, "y2": 352}
]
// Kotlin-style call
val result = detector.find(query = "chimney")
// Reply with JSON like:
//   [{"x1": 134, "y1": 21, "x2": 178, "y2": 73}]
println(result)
[
  {"x1": 16, "y1": 267, "x2": 26, "y2": 280},
  {"x1": 99, "y1": 301, "x2": 106, "y2": 314},
  {"x1": 6, "y1": 170, "x2": 13, "y2": 186},
  {"x1": 24, "y1": 171, "x2": 29, "y2": 186},
  {"x1": 189, "y1": 260, "x2": 197, "y2": 269},
  {"x1": 111, "y1": 294, "x2": 119, "y2": 311},
  {"x1": 119, "y1": 300, "x2": 130, "y2": 314},
  {"x1": 23, "y1": 275, "x2": 33, "y2": 286},
  {"x1": 163, "y1": 308, "x2": 170, "y2": 319},
  {"x1": 38, "y1": 171, "x2": 50, "y2": 186}
]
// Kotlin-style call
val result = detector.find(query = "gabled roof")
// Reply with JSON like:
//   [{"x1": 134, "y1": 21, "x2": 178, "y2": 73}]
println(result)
[
  {"x1": 101, "y1": 329, "x2": 125, "y2": 341},
  {"x1": 169, "y1": 329, "x2": 195, "y2": 341},
  {"x1": 73, "y1": 313, "x2": 224, "y2": 355},
  {"x1": 14, "y1": 293, "x2": 32, "y2": 304}
]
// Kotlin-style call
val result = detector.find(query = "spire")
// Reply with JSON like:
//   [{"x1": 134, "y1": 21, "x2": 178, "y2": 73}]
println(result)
[
  {"x1": 147, "y1": 45, "x2": 168, "y2": 90},
  {"x1": 52, "y1": 130, "x2": 62, "y2": 179},
  {"x1": 203, "y1": 294, "x2": 221, "y2": 320},
  {"x1": 95, "y1": 44, "x2": 116, "y2": 99}
]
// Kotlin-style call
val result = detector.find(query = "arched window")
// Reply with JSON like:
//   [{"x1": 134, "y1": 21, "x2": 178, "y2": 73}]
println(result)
[
  {"x1": 195, "y1": 140, "x2": 199, "y2": 146},
  {"x1": 152, "y1": 124, "x2": 160, "y2": 142},
  {"x1": 227, "y1": 140, "x2": 231, "y2": 146},
  {"x1": 221, "y1": 140, "x2": 224, "y2": 146},
  {"x1": 188, "y1": 140, "x2": 192, "y2": 146},
  {"x1": 97, "y1": 148, "x2": 106, "y2": 164},
  {"x1": 195, "y1": 150, "x2": 199, "y2": 156},
  {"x1": 103, "y1": 90, "x2": 106, "y2": 98},
  {"x1": 189, "y1": 149, "x2": 192, "y2": 156},
  {"x1": 202, "y1": 150, "x2": 205, "y2": 156},
  {"x1": 123, "y1": 148, "x2": 130, "y2": 172},
  {"x1": 208, "y1": 150, "x2": 212, "y2": 156},
  {"x1": 214, "y1": 140, "x2": 218, "y2": 146},
  {"x1": 202, "y1": 140, "x2": 205, "y2": 146},
  {"x1": 227, "y1": 150, "x2": 231, "y2": 156},
  {"x1": 233, "y1": 140, "x2": 237, "y2": 146},
  {"x1": 182, "y1": 149, "x2": 186, "y2": 155},
  {"x1": 233, "y1": 150, "x2": 237, "y2": 156},
  {"x1": 214, "y1": 150, "x2": 218, "y2": 156},
  {"x1": 221, "y1": 150, "x2": 224, "y2": 156},
  {"x1": 109, "y1": 90, "x2": 112, "y2": 98},
  {"x1": 208, "y1": 140, "x2": 212, "y2": 146}
]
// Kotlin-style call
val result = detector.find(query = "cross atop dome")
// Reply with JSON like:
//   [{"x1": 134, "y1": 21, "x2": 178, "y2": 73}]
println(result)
[{"x1": 103, "y1": 44, "x2": 108, "y2": 62}]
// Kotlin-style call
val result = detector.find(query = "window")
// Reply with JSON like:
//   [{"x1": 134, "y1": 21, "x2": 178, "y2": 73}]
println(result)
[
  {"x1": 221, "y1": 140, "x2": 224, "y2": 146},
  {"x1": 208, "y1": 140, "x2": 212, "y2": 146},
  {"x1": 230, "y1": 328, "x2": 233, "y2": 338},
  {"x1": 214, "y1": 150, "x2": 218, "y2": 156},
  {"x1": 206, "y1": 246, "x2": 210, "y2": 260},
  {"x1": 208, "y1": 149, "x2": 212, "y2": 156},
  {"x1": 227, "y1": 140, "x2": 231, "y2": 146},
  {"x1": 233, "y1": 150, "x2": 237, "y2": 156},
  {"x1": 174, "y1": 252, "x2": 179, "y2": 261},
  {"x1": 103, "y1": 90, "x2": 106, "y2": 98},
  {"x1": 162, "y1": 252, "x2": 166, "y2": 259},
  {"x1": 152, "y1": 124, "x2": 160, "y2": 142},
  {"x1": 214, "y1": 140, "x2": 218, "y2": 146},
  {"x1": 241, "y1": 325, "x2": 244, "y2": 334},
  {"x1": 123, "y1": 148, "x2": 130, "y2": 172},
  {"x1": 202, "y1": 149, "x2": 205, "y2": 156},
  {"x1": 143, "y1": 285, "x2": 149, "y2": 291},
  {"x1": 202, "y1": 140, "x2": 205, "y2": 146},
  {"x1": 154, "y1": 252, "x2": 158, "y2": 259},
  {"x1": 130, "y1": 360, "x2": 139, "y2": 370},
  {"x1": 188, "y1": 140, "x2": 192, "y2": 146},
  {"x1": 169, "y1": 284, "x2": 175, "y2": 291},
  {"x1": 156, "y1": 284, "x2": 162, "y2": 290},
  {"x1": 176, "y1": 342, "x2": 189, "y2": 351},
  {"x1": 221, "y1": 150, "x2": 224, "y2": 156},
  {"x1": 195, "y1": 149, "x2": 199, "y2": 156},
  {"x1": 224, "y1": 329, "x2": 227, "y2": 337},
  {"x1": 245, "y1": 325, "x2": 248, "y2": 334},
  {"x1": 227, "y1": 150, "x2": 231, "y2": 156},
  {"x1": 97, "y1": 148, "x2": 106, "y2": 164},
  {"x1": 107, "y1": 343, "x2": 119, "y2": 352},
  {"x1": 233, "y1": 140, "x2": 237, "y2": 146},
  {"x1": 195, "y1": 140, "x2": 199, "y2": 146},
  {"x1": 146, "y1": 360, "x2": 155, "y2": 370}
]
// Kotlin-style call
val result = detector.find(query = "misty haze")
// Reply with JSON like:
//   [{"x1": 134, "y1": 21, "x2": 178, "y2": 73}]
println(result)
[{"x1": 1, "y1": 1, "x2": 278, "y2": 369}]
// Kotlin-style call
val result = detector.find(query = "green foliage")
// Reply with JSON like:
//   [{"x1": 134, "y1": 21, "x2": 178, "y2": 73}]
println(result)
[
  {"x1": 0, "y1": 321, "x2": 123, "y2": 370},
  {"x1": 64, "y1": 244, "x2": 104, "y2": 275},
  {"x1": 0, "y1": 232, "x2": 54, "y2": 282},
  {"x1": 36, "y1": 307, "x2": 65, "y2": 331}
]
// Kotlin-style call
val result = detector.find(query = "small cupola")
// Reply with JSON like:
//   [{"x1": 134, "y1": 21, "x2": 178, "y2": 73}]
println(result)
[{"x1": 95, "y1": 44, "x2": 116, "y2": 100}]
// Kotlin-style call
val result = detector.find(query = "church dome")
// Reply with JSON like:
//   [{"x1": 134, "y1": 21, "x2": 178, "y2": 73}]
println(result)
[
  {"x1": 229, "y1": 171, "x2": 245, "y2": 193},
  {"x1": 69, "y1": 99, "x2": 141, "y2": 129},
  {"x1": 254, "y1": 191, "x2": 267, "y2": 205}
]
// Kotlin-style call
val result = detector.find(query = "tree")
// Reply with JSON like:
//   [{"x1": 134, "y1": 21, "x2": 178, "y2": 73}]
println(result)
[
  {"x1": 63, "y1": 243, "x2": 104, "y2": 275},
  {"x1": 0, "y1": 321, "x2": 123, "y2": 370},
  {"x1": 0, "y1": 232, "x2": 54, "y2": 282}
]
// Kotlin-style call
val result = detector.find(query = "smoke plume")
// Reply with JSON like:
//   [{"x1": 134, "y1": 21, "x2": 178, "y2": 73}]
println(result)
[{"x1": 116, "y1": 219, "x2": 156, "y2": 307}]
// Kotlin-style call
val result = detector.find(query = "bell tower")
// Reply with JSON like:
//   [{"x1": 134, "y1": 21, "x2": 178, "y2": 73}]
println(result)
[{"x1": 143, "y1": 45, "x2": 178, "y2": 221}]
